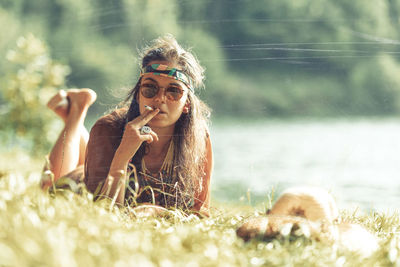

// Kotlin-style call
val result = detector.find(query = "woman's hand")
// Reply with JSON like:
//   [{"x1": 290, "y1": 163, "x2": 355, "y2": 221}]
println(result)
[{"x1": 115, "y1": 106, "x2": 160, "y2": 163}]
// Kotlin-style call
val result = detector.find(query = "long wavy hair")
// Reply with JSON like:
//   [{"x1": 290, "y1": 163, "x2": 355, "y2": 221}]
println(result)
[{"x1": 123, "y1": 35, "x2": 211, "y2": 208}]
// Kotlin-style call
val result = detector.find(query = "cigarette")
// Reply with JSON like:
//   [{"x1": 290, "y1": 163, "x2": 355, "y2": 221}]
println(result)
[{"x1": 144, "y1": 105, "x2": 153, "y2": 111}]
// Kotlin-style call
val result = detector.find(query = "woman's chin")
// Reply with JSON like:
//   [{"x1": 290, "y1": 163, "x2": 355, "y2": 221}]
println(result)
[
  {"x1": 149, "y1": 114, "x2": 179, "y2": 127},
  {"x1": 148, "y1": 119, "x2": 173, "y2": 129}
]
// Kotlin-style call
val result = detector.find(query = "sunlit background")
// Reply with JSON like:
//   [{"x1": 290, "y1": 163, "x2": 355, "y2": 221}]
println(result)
[{"x1": 1, "y1": 0, "x2": 400, "y2": 211}]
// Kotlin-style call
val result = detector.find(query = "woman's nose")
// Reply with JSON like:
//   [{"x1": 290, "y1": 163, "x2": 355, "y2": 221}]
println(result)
[{"x1": 153, "y1": 87, "x2": 166, "y2": 102}]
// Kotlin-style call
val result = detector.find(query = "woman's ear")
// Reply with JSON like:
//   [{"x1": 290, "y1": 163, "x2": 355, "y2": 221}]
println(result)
[{"x1": 183, "y1": 99, "x2": 191, "y2": 114}]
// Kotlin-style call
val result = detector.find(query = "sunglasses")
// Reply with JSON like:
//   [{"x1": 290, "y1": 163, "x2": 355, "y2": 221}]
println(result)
[{"x1": 140, "y1": 83, "x2": 185, "y2": 101}]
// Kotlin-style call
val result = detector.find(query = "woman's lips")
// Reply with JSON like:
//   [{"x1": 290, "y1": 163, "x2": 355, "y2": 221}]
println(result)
[
  {"x1": 156, "y1": 110, "x2": 167, "y2": 116},
  {"x1": 155, "y1": 107, "x2": 166, "y2": 114},
  {"x1": 150, "y1": 106, "x2": 167, "y2": 116}
]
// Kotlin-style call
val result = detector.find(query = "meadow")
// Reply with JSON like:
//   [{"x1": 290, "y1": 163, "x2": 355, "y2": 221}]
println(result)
[
  {"x1": 1, "y1": 151, "x2": 399, "y2": 267},
  {"x1": 2, "y1": 2, "x2": 400, "y2": 266}
]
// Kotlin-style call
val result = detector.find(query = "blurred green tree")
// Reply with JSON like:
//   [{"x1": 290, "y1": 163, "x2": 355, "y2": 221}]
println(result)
[
  {"x1": 0, "y1": 34, "x2": 70, "y2": 155},
  {"x1": 198, "y1": 0, "x2": 400, "y2": 116},
  {"x1": 2, "y1": 0, "x2": 400, "y2": 119}
]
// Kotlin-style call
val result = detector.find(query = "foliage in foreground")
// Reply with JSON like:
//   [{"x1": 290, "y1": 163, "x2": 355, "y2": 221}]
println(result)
[{"x1": 0, "y1": 155, "x2": 400, "y2": 266}]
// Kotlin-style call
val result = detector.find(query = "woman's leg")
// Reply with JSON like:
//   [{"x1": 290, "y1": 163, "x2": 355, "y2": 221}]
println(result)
[
  {"x1": 78, "y1": 125, "x2": 90, "y2": 166},
  {"x1": 45, "y1": 89, "x2": 96, "y2": 186}
]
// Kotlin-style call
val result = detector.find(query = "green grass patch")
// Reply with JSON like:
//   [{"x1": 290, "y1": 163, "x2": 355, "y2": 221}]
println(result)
[{"x1": 0, "y1": 152, "x2": 399, "y2": 266}]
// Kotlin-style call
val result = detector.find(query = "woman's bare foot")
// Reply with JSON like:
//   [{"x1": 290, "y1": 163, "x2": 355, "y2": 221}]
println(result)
[
  {"x1": 47, "y1": 90, "x2": 69, "y2": 121},
  {"x1": 66, "y1": 89, "x2": 97, "y2": 118},
  {"x1": 47, "y1": 89, "x2": 97, "y2": 121}
]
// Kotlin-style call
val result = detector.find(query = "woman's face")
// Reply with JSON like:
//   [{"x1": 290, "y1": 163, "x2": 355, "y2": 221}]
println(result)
[{"x1": 137, "y1": 60, "x2": 189, "y2": 129}]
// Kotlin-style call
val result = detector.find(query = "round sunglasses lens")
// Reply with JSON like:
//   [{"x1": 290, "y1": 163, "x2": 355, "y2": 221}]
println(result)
[
  {"x1": 141, "y1": 86, "x2": 158, "y2": 98},
  {"x1": 166, "y1": 87, "x2": 183, "y2": 101}
]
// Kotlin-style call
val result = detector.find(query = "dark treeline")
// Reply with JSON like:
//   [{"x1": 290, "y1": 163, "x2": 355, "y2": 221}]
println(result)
[{"x1": 2, "y1": 0, "x2": 400, "y2": 119}]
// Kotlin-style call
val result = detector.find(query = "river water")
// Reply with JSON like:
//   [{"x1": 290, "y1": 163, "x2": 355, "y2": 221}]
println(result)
[{"x1": 210, "y1": 118, "x2": 400, "y2": 212}]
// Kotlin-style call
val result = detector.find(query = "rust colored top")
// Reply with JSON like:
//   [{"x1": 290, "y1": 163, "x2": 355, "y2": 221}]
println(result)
[{"x1": 83, "y1": 108, "x2": 211, "y2": 213}]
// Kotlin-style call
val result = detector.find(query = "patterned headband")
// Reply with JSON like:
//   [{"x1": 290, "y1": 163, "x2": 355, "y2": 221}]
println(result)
[{"x1": 140, "y1": 64, "x2": 194, "y2": 91}]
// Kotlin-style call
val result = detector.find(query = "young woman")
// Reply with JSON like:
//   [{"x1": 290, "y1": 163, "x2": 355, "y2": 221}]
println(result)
[{"x1": 42, "y1": 35, "x2": 213, "y2": 216}]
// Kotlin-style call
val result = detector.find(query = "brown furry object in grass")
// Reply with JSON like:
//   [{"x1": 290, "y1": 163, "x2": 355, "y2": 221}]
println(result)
[
  {"x1": 269, "y1": 187, "x2": 339, "y2": 223},
  {"x1": 236, "y1": 186, "x2": 379, "y2": 257},
  {"x1": 236, "y1": 214, "x2": 328, "y2": 242}
]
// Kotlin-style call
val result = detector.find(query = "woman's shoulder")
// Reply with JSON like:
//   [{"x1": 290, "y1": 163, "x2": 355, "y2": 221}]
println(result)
[
  {"x1": 92, "y1": 107, "x2": 128, "y2": 131},
  {"x1": 88, "y1": 107, "x2": 128, "y2": 148}
]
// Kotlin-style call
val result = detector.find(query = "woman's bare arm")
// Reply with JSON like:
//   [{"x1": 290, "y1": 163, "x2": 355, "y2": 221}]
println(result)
[
  {"x1": 97, "y1": 107, "x2": 160, "y2": 205},
  {"x1": 194, "y1": 135, "x2": 213, "y2": 216}
]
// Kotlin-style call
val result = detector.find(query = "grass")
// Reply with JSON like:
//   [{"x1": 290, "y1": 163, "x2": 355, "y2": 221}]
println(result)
[{"x1": 0, "y1": 151, "x2": 399, "y2": 267}]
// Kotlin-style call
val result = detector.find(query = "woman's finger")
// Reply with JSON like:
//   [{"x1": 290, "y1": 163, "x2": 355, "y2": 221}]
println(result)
[
  {"x1": 149, "y1": 130, "x2": 159, "y2": 142},
  {"x1": 127, "y1": 105, "x2": 157, "y2": 125},
  {"x1": 143, "y1": 130, "x2": 159, "y2": 144},
  {"x1": 135, "y1": 106, "x2": 160, "y2": 127},
  {"x1": 139, "y1": 108, "x2": 159, "y2": 127},
  {"x1": 144, "y1": 134, "x2": 154, "y2": 144}
]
